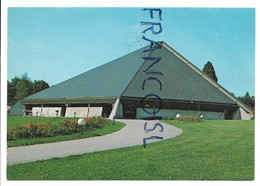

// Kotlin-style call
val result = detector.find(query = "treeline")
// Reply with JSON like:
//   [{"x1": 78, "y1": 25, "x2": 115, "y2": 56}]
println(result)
[
  {"x1": 238, "y1": 92, "x2": 255, "y2": 111},
  {"x1": 8, "y1": 73, "x2": 50, "y2": 106}
]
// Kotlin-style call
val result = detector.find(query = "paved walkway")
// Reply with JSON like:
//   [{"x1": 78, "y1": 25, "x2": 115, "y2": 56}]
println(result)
[{"x1": 7, "y1": 119, "x2": 182, "y2": 165}]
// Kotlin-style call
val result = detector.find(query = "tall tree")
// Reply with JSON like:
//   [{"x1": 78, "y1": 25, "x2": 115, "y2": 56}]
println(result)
[
  {"x1": 202, "y1": 61, "x2": 218, "y2": 82},
  {"x1": 7, "y1": 80, "x2": 17, "y2": 106},
  {"x1": 13, "y1": 75, "x2": 33, "y2": 101}
]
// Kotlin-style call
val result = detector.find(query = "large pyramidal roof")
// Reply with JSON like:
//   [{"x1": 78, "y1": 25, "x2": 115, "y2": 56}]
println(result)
[
  {"x1": 23, "y1": 41, "x2": 253, "y2": 115},
  {"x1": 25, "y1": 45, "x2": 151, "y2": 99}
]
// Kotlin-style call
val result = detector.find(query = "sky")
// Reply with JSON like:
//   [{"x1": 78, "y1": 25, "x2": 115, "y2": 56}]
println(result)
[{"x1": 7, "y1": 8, "x2": 255, "y2": 97}]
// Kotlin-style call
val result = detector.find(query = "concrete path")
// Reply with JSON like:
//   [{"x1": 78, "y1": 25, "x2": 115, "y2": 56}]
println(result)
[{"x1": 7, "y1": 119, "x2": 182, "y2": 165}]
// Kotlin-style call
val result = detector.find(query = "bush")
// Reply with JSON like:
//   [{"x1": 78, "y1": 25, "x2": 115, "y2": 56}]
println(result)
[
  {"x1": 7, "y1": 116, "x2": 109, "y2": 141},
  {"x1": 86, "y1": 116, "x2": 109, "y2": 129}
]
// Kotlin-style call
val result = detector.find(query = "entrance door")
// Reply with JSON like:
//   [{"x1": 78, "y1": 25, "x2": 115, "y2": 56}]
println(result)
[
  {"x1": 224, "y1": 109, "x2": 234, "y2": 120},
  {"x1": 123, "y1": 104, "x2": 136, "y2": 119}
]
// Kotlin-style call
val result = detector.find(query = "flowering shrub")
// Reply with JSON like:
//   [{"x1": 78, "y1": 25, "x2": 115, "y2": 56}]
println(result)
[
  {"x1": 7, "y1": 116, "x2": 109, "y2": 141},
  {"x1": 86, "y1": 116, "x2": 108, "y2": 129},
  {"x1": 8, "y1": 127, "x2": 16, "y2": 140},
  {"x1": 173, "y1": 115, "x2": 203, "y2": 123}
]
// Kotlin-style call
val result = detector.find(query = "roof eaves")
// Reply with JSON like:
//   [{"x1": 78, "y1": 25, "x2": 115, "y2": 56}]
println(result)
[{"x1": 21, "y1": 96, "x2": 119, "y2": 104}]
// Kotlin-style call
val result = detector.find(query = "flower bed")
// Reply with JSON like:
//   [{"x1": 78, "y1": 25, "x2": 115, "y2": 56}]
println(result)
[
  {"x1": 7, "y1": 116, "x2": 109, "y2": 141},
  {"x1": 172, "y1": 115, "x2": 203, "y2": 123}
]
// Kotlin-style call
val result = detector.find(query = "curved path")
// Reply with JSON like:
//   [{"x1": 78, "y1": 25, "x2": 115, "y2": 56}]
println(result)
[{"x1": 7, "y1": 119, "x2": 182, "y2": 165}]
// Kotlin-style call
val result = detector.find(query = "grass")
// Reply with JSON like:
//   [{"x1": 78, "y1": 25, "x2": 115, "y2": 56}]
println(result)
[
  {"x1": 7, "y1": 116, "x2": 125, "y2": 147},
  {"x1": 7, "y1": 120, "x2": 254, "y2": 180}
]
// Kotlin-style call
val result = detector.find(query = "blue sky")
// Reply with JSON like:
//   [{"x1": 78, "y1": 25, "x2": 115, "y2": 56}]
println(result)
[{"x1": 8, "y1": 8, "x2": 255, "y2": 97}]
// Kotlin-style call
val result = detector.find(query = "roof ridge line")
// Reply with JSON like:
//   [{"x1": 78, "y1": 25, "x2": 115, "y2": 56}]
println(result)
[{"x1": 161, "y1": 41, "x2": 254, "y2": 116}]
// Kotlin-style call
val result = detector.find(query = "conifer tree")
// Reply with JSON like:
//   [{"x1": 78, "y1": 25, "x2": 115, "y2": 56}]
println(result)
[{"x1": 202, "y1": 61, "x2": 218, "y2": 82}]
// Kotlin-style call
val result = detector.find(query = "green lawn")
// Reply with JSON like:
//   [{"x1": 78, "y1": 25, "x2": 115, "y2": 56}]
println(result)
[
  {"x1": 7, "y1": 116, "x2": 125, "y2": 147},
  {"x1": 7, "y1": 120, "x2": 254, "y2": 180}
]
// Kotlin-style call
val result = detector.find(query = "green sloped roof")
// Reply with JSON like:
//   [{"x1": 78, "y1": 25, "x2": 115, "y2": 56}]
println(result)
[
  {"x1": 23, "y1": 41, "x2": 252, "y2": 115},
  {"x1": 25, "y1": 45, "x2": 150, "y2": 100},
  {"x1": 121, "y1": 42, "x2": 236, "y2": 104}
]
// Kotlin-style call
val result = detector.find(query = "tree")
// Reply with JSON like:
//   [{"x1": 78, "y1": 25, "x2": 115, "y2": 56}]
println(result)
[
  {"x1": 32, "y1": 80, "x2": 50, "y2": 94},
  {"x1": 13, "y1": 75, "x2": 33, "y2": 101},
  {"x1": 7, "y1": 73, "x2": 50, "y2": 106},
  {"x1": 238, "y1": 91, "x2": 255, "y2": 110},
  {"x1": 7, "y1": 80, "x2": 17, "y2": 106},
  {"x1": 202, "y1": 61, "x2": 218, "y2": 82}
]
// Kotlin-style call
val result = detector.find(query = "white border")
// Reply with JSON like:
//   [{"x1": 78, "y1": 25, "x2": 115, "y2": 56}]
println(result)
[
  {"x1": 1, "y1": 1, "x2": 259, "y2": 186},
  {"x1": 2, "y1": 0, "x2": 258, "y2": 7}
]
